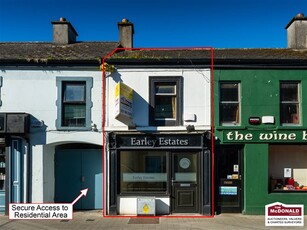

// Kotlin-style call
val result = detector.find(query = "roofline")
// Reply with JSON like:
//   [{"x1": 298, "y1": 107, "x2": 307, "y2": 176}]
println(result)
[
  {"x1": 107, "y1": 58, "x2": 307, "y2": 68},
  {"x1": 0, "y1": 58, "x2": 102, "y2": 65}
]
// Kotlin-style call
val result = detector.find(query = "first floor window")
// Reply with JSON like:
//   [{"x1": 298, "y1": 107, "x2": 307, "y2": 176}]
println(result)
[
  {"x1": 149, "y1": 77, "x2": 182, "y2": 126},
  {"x1": 219, "y1": 82, "x2": 240, "y2": 125},
  {"x1": 280, "y1": 82, "x2": 300, "y2": 125},
  {"x1": 120, "y1": 151, "x2": 167, "y2": 193},
  {"x1": 56, "y1": 77, "x2": 93, "y2": 130},
  {"x1": 62, "y1": 81, "x2": 86, "y2": 127},
  {"x1": 269, "y1": 145, "x2": 307, "y2": 192}
]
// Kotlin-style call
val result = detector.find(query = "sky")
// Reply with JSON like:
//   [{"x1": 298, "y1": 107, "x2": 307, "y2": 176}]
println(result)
[{"x1": 0, "y1": 0, "x2": 306, "y2": 48}]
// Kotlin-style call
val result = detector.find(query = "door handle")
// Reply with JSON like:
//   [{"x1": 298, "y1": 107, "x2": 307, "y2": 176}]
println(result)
[{"x1": 81, "y1": 176, "x2": 85, "y2": 182}]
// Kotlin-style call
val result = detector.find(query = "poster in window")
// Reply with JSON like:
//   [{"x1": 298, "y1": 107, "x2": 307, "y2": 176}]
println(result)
[{"x1": 284, "y1": 168, "x2": 292, "y2": 178}]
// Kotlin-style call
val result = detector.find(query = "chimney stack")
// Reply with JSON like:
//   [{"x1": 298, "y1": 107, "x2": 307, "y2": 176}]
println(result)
[
  {"x1": 118, "y1": 19, "x2": 134, "y2": 48},
  {"x1": 51, "y1": 17, "x2": 78, "y2": 44},
  {"x1": 285, "y1": 13, "x2": 307, "y2": 49}
]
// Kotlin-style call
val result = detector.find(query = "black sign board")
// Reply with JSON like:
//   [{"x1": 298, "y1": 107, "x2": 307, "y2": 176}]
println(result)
[{"x1": 115, "y1": 134, "x2": 203, "y2": 149}]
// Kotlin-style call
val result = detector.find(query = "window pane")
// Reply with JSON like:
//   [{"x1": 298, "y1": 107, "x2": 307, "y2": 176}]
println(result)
[
  {"x1": 63, "y1": 104, "x2": 86, "y2": 126},
  {"x1": 280, "y1": 104, "x2": 299, "y2": 124},
  {"x1": 174, "y1": 154, "x2": 197, "y2": 182},
  {"x1": 64, "y1": 83, "x2": 85, "y2": 102},
  {"x1": 280, "y1": 83, "x2": 298, "y2": 101},
  {"x1": 155, "y1": 85, "x2": 175, "y2": 94},
  {"x1": 220, "y1": 83, "x2": 238, "y2": 101},
  {"x1": 220, "y1": 82, "x2": 240, "y2": 125},
  {"x1": 155, "y1": 96, "x2": 176, "y2": 119},
  {"x1": 220, "y1": 103, "x2": 239, "y2": 124},
  {"x1": 280, "y1": 82, "x2": 300, "y2": 124},
  {"x1": 120, "y1": 151, "x2": 167, "y2": 192},
  {"x1": 149, "y1": 77, "x2": 182, "y2": 126}
]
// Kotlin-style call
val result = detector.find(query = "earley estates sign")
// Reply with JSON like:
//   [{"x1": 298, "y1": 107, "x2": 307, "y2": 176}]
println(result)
[
  {"x1": 115, "y1": 134, "x2": 203, "y2": 148},
  {"x1": 223, "y1": 130, "x2": 307, "y2": 143}
]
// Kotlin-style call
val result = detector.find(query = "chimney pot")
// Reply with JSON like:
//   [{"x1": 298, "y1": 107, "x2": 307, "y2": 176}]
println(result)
[
  {"x1": 60, "y1": 17, "x2": 67, "y2": 22},
  {"x1": 122, "y1": 18, "x2": 129, "y2": 23}
]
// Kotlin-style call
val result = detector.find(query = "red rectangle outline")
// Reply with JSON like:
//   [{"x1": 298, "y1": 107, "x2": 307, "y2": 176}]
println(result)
[{"x1": 101, "y1": 47, "x2": 215, "y2": 219}]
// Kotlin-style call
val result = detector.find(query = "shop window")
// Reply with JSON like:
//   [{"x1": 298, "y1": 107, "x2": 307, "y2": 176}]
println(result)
[
  {"x1": 219, "y1": 82, "x2": 240, "y2": 125},
  {"x1": 56, "y1": 77, "x2": 93, "y2": 130},
  {"x1": 269, "y1": 145, "x2": 307, "y2": 192},
  {"x1": 149, "y1": 77, "x2": 182, "y2": 126},
  {"x1": 119, "y1": 151, "x2": 167, "y2": 193},
  {"x1": 280, "y1": 82, "x2": 300, "y2": 125}
]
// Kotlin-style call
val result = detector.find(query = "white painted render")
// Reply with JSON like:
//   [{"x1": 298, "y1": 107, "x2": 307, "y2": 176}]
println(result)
[
  {"x1": 0, "y1": 66, "x2": 212, "y2": 208},
  {"x1": 0, "y1": 70, "x2": 103, "y2": 132},
  {"x1": 106, "y1": 68, "x2": 211, "y2": 131},
  {"x1": 0, "y1": 69, "x2": 103, "y2": 203}
]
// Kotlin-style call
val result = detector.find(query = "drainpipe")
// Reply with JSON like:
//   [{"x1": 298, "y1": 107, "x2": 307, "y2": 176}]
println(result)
[
  {"x1": 101, "y1": 47, "x2": 215, "y2": 217},
  {"x1": 210, "y1": 48, "x2": 215, "y2": 216},
  {"x1": 101, "y1": 47, "x2": 126, "y2": 217}
]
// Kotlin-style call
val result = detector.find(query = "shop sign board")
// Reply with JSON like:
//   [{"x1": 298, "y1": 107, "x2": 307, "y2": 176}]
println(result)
[
  {"x1": 116, "y1": 134, "x2": 203, "y2": 148},
  {"x1": 265, "y1": 202, "x2": 304, "y2": 226},
  {"x1": 115, "y1": 82, "x2": 133, "y2": 124},
  {"x1": 223, "y1": 130, "x2": 307, "y2": 143}
]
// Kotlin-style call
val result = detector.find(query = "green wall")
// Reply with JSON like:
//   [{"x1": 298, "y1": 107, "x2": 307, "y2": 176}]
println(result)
[
  {"x1": 214, "y1": 69, "x2": 307, "y2": 128},
  {"x1": 214, "y1": 69, "x2": 307, "y2": 214}
]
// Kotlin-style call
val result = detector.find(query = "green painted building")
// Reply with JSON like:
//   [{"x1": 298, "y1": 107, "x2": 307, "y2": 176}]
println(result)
[{"x1": 214, "y1": 14, "x2": 307, "y2": 214}]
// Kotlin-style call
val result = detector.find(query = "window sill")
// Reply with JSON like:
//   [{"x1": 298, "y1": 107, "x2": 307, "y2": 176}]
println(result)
[
  {"x1": 119, "y1": 192, "x2": 169, "y2": 196},
  {"x1": 270, "y1": 189, "x2": 307, "y2": 193},
  {"x1": 215, "y1": 126, "x2": 246, "y2": 131},
  {"x1": 56, "y1": 127, "x2": 91, "y2": 131},
  {"x1": 278, "y1": 125, "x2": 303, "y2": 129}
]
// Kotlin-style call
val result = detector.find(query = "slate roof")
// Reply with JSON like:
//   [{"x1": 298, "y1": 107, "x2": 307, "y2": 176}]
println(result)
[
  {"x1": 1, "y1": 42, "x2": 307, "y2": 67},
  {"x1": 107, "y1": 48, "x2": 307, "y2": 67},
  {"x1": 0, "y1": 42, "x2": 119, "y2": 65}
]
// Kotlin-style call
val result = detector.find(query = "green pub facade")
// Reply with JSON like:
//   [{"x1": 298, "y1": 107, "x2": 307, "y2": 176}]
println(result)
[
  {"x1": 214, "y1": 14, "x2": 307, "y2": 214},
  {"x1": 215, "y1": 69, "x2": 307, "y2": 214}
]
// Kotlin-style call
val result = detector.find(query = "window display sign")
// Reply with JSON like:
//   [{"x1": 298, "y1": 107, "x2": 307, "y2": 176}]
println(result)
[
  {"x1": 284, "y1": 168, "x2": 292, "y2": 178},
  {"x1": 123, "y1": 173, "x2": 167, "y2": 182},
  {"x1": 265, "y1": 202, "x2": 304, "y2": 226},
  {"x1": 219, "y1": 186, "x2": 237, "y2": 195}
]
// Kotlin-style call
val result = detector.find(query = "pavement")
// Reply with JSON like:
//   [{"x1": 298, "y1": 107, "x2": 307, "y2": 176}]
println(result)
[{"x1": 0, "y1": 211, "x2": 307, "y2": 229}]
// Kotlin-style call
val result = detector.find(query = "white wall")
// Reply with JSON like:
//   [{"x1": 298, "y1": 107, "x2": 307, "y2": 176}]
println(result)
[
  {"x1": 106, "y1": 68, "x2": 211, "y2": 131},
  {"x1": 0, "y1": 69, "x2": 102, "y2": 134},
  {"x1": 0, "y1": 69, "x2": 103, "y2": 203}
]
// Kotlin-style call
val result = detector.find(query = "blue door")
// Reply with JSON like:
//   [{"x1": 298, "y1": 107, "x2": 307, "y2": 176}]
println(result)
[
  {"x1": 55, "y1": 149, "x2": 102, "y2": 209},
  {"x1": 11, "y1": 139, "x2": 23, "y2": 203}
]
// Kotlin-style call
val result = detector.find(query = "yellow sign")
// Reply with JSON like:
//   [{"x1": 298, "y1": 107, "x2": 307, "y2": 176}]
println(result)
[
  {"x1": 115, "y1": 82, "x2": 133, "y2": 124},
  {"x1": 143, "y1": 204, "x2": 149, "y2": 214}
]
